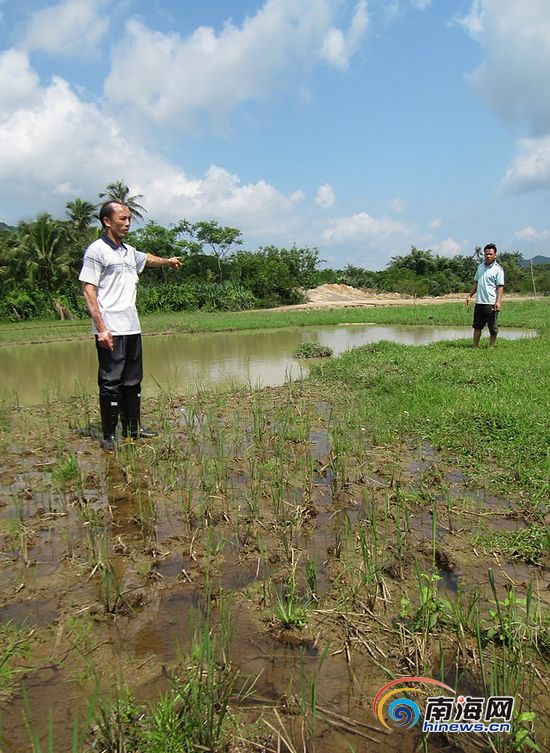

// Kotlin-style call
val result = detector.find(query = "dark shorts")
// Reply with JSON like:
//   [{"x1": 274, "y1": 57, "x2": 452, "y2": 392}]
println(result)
[
  {"x1": 96, "y1": 334, "x2": 143, "y2": 396},
  {"x1": 473, "y1": 304, "x2": 499, "y2": 336}
]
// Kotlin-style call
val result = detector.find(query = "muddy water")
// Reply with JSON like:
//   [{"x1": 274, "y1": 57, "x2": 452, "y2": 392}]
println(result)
[{"x1": 0, "y1": 324, "x2": 535, "y2": 405}]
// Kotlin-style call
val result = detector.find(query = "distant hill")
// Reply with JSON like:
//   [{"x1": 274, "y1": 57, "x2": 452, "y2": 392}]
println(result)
[
  {"x1": 520, "y1": 255, "x2": 550, "y2": 267},
  {"x1": 0, "y1": 221, "x2": 15, "y2": 232}
]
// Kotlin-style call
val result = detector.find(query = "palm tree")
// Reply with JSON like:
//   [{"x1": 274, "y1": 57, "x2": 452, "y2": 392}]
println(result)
[
  {"x1": 99, "y1": 180, "x2": 146, "y2": 221},
  {"x1": 15, "y1": 213, "x2": 72, "y2": 292},
  {"x1": 65, "y1": 198, "x2": 97, "y2": 231}
]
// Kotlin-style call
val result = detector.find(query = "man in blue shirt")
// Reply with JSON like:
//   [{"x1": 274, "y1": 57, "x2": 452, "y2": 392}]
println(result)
[{"x1": 465, "y1": 244, "x2": 505, "y2": 349}]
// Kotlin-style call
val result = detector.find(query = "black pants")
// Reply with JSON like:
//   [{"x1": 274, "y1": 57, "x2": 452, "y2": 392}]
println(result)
[
  {"x1": 472, "y1": 304, "x2": 499, "y2": 336},
  {"x1": 96, "y1": 334, "x2": 143, "y2": 397}
]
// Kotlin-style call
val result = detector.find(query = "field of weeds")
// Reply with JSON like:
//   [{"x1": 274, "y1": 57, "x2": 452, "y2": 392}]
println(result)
[{"x1": 0, "y1": 300, "x2": 548, "y2": 753}]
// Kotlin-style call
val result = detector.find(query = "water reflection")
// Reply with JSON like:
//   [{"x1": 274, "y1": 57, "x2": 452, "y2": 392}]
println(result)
[{"x1": 0, "y1": 324, "x2": 535, "y2": 405}]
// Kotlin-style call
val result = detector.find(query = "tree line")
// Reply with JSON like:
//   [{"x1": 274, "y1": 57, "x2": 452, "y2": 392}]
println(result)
[{"x1": 0, "y1": 181, "x2": 548, "y2": 321}]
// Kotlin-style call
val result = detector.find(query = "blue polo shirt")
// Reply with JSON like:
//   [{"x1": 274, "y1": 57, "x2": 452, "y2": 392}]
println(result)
[
  {"x1": 79, "y1": 233, "x2": 148, "y2": 335},
  {"x1": 475, "y1": 260, "x2": 504, "y2": 305}
]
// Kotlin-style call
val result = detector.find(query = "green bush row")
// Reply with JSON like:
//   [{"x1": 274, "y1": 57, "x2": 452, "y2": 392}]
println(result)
[
  {"x1": 0, "y1": 281, "x2": 259, "y2": 321},
  {"x1": 137, "y1": 280, "x2": 256, "y2": 313}
]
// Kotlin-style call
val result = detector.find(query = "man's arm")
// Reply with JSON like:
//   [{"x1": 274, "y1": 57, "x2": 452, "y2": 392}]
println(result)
[
  {"x1": 145, "y1": 254, "x2": 182, "y2": 270},
  {"x1": 494, "y1": 285, "x2": 504, "y2": 311},
  {"x1": 82, "y1": 283, "x2": 113, "y2": 351},
  {"x1": 465, "y1": 282, "x2": 477, "y2": 307}
]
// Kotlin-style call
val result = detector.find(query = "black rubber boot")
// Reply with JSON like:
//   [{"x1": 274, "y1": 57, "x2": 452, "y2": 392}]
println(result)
[
  {"x1": 120, "y1": 386, "x2": 157, "y2": 439},
  {"x1": 99, "y1": 394, "x2": 119, "y2": 451}
]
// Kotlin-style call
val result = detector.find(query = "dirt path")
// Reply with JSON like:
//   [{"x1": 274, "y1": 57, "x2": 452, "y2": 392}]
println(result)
[{"x1": 269, "y1": 284, "x2": 536, "y2": 311}]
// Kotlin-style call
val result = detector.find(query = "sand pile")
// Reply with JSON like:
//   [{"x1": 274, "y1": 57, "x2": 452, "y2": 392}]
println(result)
[{"x1": 306, "y1": 284, "x2": 410, "y2": 302}]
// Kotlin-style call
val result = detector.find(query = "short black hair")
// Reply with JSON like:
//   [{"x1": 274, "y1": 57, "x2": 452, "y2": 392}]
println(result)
[
  {"x1": 484, "y1": 243, "x2": 497, "y2": 254},
  {"x1": 99, "y1": 200, "x2": 128, "y2": 228}
]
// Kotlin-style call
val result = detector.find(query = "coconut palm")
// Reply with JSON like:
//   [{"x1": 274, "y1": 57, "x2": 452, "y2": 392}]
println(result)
[
  {"x1": 99, "y1": 180, "x2": 146, "y2": 221},
  {"x1": 15, "y1": 213, "x2": 73, "y2": 292},
  {"x1": 65, "y1": 198, "x2": 97, "y2": 231}
]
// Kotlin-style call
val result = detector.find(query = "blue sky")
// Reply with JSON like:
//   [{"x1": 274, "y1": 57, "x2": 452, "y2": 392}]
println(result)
[{"x1": 1, "y1": 0, "x2": 549, "y2": 269}]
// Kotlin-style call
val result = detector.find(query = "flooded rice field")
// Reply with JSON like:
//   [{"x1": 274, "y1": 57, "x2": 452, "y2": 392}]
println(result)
[
  {"x1": 0, "y1": 323, "x2": 536, "y2": 405},
  {"x1": 0, "y1": 378, "x2": 548, "y2": 752}
]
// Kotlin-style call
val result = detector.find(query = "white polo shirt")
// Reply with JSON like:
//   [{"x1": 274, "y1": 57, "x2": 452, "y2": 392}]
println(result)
[
  {"x1": 79, "y1": 234, "x2": 148, "y2": 335},
  {"x1": 474, "y1": 260, "x2": 505, "y2": 305}
]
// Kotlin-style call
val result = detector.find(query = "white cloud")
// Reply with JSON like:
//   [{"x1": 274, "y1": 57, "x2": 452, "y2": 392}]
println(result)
[
  {"x1": 0, "y1": 52, "x2": 304, "y2": 240},
  {"x1": 431, "y1": 237, "x2": 465, "y2": 256},
  {"x1": 105, "y1": 0, "x2": 367, "y2": 125},
  {"x1": 456, "y1": 0, "x2": 484, "y2": 36},
  {"x1": 460, "y1": 1, "x2": 550, "y2": 135},
  {"x1": 428, "y1": 219, "x2": 442, "y2": 229},
  {"x1": 381, "y1": 0, "x2": 431, "y2": 20},
  {"x1": 315, "y1": 183, "x2": 335, "y2": 208},
  {"x1": 323, "y1": 211, "x2": 414, "y2": 242},
  {"x1": 514, "y1": 226, "x2": 550, "y2": 241},
  {"x1": 320, "y1": 2, "x2": 369, "y2": 69},
  {"x1": 23, "y1": 0, "x2": 110, "y2": 57},
  {"x1": 0, "y1": 49, "x2": 40, "y2": 116},
  {"x1": 500, "y1": 136, "x2": 550, "y2": 192},
  {"x1": 458, "y1": 2, "x2": 550, "y2": 192}
]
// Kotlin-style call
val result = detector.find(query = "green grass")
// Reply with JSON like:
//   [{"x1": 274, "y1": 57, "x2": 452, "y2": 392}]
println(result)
[
  {"x1": 0, "y1": 297, "x2": 545, "y2": 346},
  {"x1": 309, "y1": 300, "x2": 550, "y2": 505},
  {"x1": 476, "y1": 525, "x2": 550, "y2": 566}
]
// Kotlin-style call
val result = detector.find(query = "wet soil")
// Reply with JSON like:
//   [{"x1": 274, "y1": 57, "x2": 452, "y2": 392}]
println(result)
[{"x1": 0, "y1": 383, "x2": 548, "y2": 752}]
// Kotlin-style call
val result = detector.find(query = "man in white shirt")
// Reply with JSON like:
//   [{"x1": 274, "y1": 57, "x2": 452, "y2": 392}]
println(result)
[
  {"x1": 465, "y1": 243, "x2": 505, "y2": 349},
  {"x1": 79, "y1": 201, "x2": 182, "y2": 450}
]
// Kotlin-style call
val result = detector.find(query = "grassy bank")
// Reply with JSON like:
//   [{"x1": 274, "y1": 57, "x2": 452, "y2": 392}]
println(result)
[
  {"x1": 312, "y1": 321, "x2": 550, "y2": 505},
  {"x1": 0, "y1": 297, "x2": 547, "y2": 346}
]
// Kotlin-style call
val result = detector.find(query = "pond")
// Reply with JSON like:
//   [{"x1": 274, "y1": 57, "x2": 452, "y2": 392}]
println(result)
[{"x1": 0, "y1": 323, "x2": 536, "y2": 405}]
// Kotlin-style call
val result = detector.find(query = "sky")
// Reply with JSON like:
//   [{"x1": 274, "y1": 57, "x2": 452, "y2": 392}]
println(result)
[{"x1": 1, "y1": 0, "x2": 550, "y2": 270}]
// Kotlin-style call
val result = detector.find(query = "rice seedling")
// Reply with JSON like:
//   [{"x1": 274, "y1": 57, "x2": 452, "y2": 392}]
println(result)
[
  {"x1": 155, "y1": 598, "x2": 257, "y2": 752},
  {"x1": 304, "y1": 557, "x2": 318, "y2": 602},
  {"x1": 297, "y1": 643, "x2": 331, "y2": 750},
  {"x1": 272, "y1": 567, "x2": 310, "y2": 631},
  {"x1": 90, "y1": 679, "x2": 142, "y2": 753},
  {"x1": 327, "y1": 425, "x2": 350, "y2": 499},
  {"x1": 10, "y1": 517, "x2": 32, "y2": 567},
  {"x1": 273, "y1": 590, "x2": 309, "y2": 631},
  {"x1": 391, "y1": 488, "x2": 411, "y2": 579},
  {"x1": 0, "y1": 621, "x2": 34, "y2": 702},
  {"x1": 52, "y1": 453, "x2": 80, "y2": 483},
  {"x1": 98, "y1": 555, "x2": 125, "y2": 615}
]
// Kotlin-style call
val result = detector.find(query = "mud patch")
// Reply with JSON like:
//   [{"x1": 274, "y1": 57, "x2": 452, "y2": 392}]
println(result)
[{"x1": 0, "y1": 384, "x2": 548, "y2": 752}]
